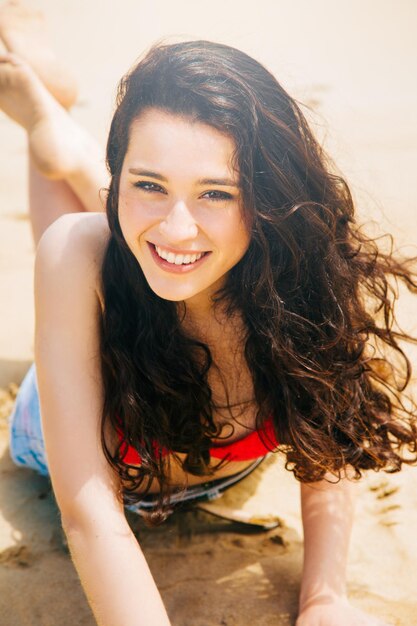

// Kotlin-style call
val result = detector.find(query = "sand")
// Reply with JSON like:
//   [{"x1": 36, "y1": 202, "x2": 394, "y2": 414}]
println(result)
[{"x1": 1, "y1": 1, "x2": 417, "y2": 624}]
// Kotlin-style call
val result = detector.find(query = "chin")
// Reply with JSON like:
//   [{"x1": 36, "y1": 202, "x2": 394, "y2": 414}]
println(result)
[{"x1": 143, "y1": 278, "x2": 205, "y2": 303}]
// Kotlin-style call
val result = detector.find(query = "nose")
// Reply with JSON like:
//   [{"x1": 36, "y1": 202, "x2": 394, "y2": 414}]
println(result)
[{"x1": 158, "y1": 200, "x2": 198, "y2": 243}]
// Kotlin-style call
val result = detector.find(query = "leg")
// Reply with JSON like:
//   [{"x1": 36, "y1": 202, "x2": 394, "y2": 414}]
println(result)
[
  {"x1": 28, "y1": 158, "x2": 85, "y2": 246},
  {"x1": 0, "y1": 1, "x2": 77, "y2": 108},
  {"x1": 0, "y1": 1, "x2": 107, "y2": 242},
  {"x1": 0, "y1": 53, "x2": 108, "y2": 234}
]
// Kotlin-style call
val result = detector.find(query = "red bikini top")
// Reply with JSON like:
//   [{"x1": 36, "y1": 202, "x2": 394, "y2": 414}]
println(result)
[{"x1": 118, "y1": 415, "x2": 279, "y2": 465}]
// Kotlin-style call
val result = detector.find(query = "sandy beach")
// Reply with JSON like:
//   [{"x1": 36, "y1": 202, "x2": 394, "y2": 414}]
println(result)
[{"x1": 1, "y1": 1, "x2": 417, "y2": 624}]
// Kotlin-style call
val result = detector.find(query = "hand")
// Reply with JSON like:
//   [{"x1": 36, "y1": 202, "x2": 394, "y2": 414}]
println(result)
[{"x1": 296, "y1": 597, "x2": 393, "y2": 626}]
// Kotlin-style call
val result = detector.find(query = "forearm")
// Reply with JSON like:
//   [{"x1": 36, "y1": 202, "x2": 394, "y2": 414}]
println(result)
[
  {"x1": 63, "y1": 515, "x2": 171, "y2": 626},
  {"x1": 299, "y1": 474, "x2": 356, "y2": 611}
]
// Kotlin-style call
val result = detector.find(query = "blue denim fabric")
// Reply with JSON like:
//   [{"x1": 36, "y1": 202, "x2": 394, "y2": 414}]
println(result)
[{"x1": 8, "y1": 363, "x2": 49, "y2": 476}]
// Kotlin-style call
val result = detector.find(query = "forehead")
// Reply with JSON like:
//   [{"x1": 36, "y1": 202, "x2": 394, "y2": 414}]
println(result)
[{"x1": 125, "y1": 108, "x2": 238, "y2": 179}]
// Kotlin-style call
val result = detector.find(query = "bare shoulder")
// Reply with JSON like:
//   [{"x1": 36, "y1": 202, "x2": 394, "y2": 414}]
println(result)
[
  {"x1": 34, "y1": 213, "x2": 124, "y2": 521},
  {"x1": 35, "y1": 212, "x2": 110, "y2": 308}
]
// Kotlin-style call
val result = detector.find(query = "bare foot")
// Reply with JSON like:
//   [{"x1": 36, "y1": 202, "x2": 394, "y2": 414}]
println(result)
[
  {"x1": 0, "y1": 53, "x2": 98, "y2": 184},
  {"x1": 0, "y1": 1, "x2": 77, "y2": 108}
]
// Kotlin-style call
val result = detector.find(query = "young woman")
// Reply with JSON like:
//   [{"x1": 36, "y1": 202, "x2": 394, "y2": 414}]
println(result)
[{"x1": 2, "y1": 6, "x2": 416, "y2": 626}]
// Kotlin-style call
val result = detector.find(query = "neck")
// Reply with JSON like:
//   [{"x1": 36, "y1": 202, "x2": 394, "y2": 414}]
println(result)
[
  {"x1": 180, "y1": 299, "x2": 245, "y2": 350},
  {"x1": 180, "y1": 302, "x2": 222, "y2": 341}
]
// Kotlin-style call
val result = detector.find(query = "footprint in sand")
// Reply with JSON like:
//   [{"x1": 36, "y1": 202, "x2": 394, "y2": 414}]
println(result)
[
  {"x1": 369, "y1": 479, "x2": 400, "y2": 499},
  {"x1": 303, "y1": 83, "x2": 331, "y2": 111},
  {"x1": 0, "y1": 383, "x2": 17, "y2": 423},
  {"x1": 369, "y1": 479, "x2": 401, "y2": 527},
  {"x1": 0, "y1": 544, "x2": 34, "y2": 567}
]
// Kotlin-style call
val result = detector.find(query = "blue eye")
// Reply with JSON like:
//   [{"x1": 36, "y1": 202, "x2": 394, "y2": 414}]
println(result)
[
  {"x1": 133, "y1": 181, "x2": 166, "y2": 193},
  {"x1": 203, "y1": 190, "x2": 233, "y2": 201}
]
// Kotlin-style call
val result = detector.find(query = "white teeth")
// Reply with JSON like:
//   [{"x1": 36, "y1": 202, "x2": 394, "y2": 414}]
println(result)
[
  {"x1": 155, "y1": 245, "x2": 204, "y2": 265},
  {"x1": 155, "y1": 246, "x2": 169, "y2": 260}
]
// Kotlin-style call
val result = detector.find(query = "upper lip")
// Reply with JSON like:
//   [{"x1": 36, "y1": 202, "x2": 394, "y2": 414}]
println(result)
[{"x1": 148, "y1": 242, "x2": 209, "y2": 255}]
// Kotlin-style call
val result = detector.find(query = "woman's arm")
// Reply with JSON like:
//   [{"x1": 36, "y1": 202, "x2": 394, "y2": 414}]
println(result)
[
  {"x1": 62, "y1": 514, "x2": 171, "y2": 626},
  {"x1": 298, "y1": 474, "x2": 354, "y2": 611},
  {"x1": 297, "y1": 475, "x2": 391, "y2": 625},
  {"x1": 35, "y1": 213, "x2": 171, "y2": 626}
]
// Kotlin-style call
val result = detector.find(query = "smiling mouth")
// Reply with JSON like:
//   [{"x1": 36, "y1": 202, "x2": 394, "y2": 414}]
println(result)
[{"x1": 151, "y1": 243, "x2": 210, "y2": 266}]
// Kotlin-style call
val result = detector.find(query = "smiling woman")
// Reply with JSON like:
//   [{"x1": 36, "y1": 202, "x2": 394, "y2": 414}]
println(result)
[
  {"x1": 118, "y1": 109, "x2": 249, "y2": 304},
  {"x1": 3, "y1": 26, "x2": 416, "y2": 626}
]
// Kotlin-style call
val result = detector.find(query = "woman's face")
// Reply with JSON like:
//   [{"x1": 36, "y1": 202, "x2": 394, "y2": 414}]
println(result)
[{"x1": 118, "y1": 108, "x2": 250, "y2": 311}]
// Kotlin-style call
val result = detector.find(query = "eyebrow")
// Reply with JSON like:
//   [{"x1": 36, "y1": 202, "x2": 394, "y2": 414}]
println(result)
[{"x1": 128, "y1": 168, "x2": 239, "y2": 188}]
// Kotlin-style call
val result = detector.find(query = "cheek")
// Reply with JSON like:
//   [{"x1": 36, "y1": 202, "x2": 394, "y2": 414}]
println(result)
[
  {"x1": 117, "y1": 198, "x2": 134, "y2": 242},
  {"x1": 118, "y1": 190, "x2": 166, "y2": 236},
  {"x1": 117, "y1": 194, "x2": 146, "y2": 242},
  {"x1": 219, "y1": 217, "x2": 251, "y2": 257}
]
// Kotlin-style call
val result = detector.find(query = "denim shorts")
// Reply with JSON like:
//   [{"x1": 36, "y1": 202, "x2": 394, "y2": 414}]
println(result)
[
  {"x1": 8, "y1": 364, "x2": 267, "y2": 515},
  {"x1": 8, "y1": 363, "x2": 49, "y2": 476}
]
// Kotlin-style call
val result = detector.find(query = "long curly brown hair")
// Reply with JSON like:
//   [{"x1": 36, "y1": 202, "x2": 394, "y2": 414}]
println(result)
[{"x1": 99, "y1": 40, "x2": 417, "y2": 525}]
